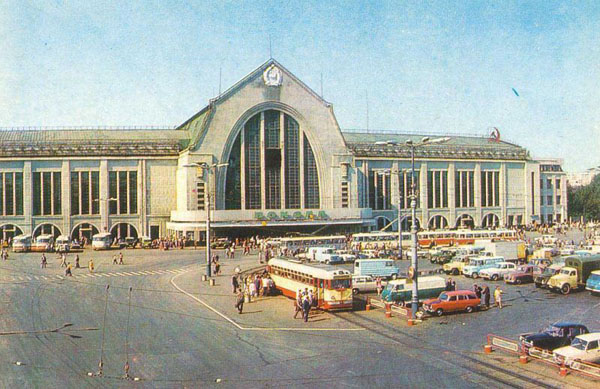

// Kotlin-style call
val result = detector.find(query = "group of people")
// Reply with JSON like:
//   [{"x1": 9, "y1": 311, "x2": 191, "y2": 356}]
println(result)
[
  {"x1": 232, "y1": 272, "x2": 276, "y2": 314},
  {"x1": 111, "y1": 252, "x2": 125, "y2": 265},
  {"x1": 39, "y1": 252, "x2": 127, "y2": 276},
  {"x1": 294, "y1": 288, "x2": 317, "y2": 322},
  {"x1": 445, "y1": 278, "x2": 505, "y2": 309}
]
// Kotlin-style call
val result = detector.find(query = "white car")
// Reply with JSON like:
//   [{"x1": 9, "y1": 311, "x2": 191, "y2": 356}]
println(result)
[
  {"x1": 553, "y1": 333, "x2": 600, "y2": 367},
  {"x1": 351, "y1": 275, "x2": 379, "y2": 294},
  {"x1": 479, "y1": 262, "x2": 517, "y2": 281}
]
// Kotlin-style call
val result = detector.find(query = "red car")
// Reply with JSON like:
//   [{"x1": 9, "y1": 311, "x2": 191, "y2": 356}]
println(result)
[
  {"x1": 422, "y1": 290, "x2": 481, "y2": 316},
  {"x1": 504, "y1": 265, "x2": 541, "y2": 285}
]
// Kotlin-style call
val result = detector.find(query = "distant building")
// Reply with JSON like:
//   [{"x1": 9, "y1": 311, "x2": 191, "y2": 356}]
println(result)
[
  {"x1": 567, "y1": 167, "x2": 600, "y2": 188},
  {"x1": 0, "y1": 59, "x2": 568, "y2": 243}
]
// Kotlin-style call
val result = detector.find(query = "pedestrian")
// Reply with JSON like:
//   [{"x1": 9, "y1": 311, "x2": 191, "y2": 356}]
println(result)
[
  {"x1": 235, "y1": 289, "x2": 244, "y2": 314},
  {"x1": 302, "y1": 294, "x2": 311, "y2": 322},
  {"x1": 268, "y1": 277, "x2": 275, "y2": 295},
  {"x1": 262, "y1": 277, "x2": 269, "y2": 296},
  {"x1": 249, "y1": 280, "x2": 256, "y2": 300},
  {"x1": 232, "y1": 275, "x2": 239, "y2": 294},
  {"x1": 254, "y1": 275, "x2": 261, "y2": 297},
  {"x1": 494, "y1": 286, "x2": 504, "y2": 309},
  {"x1": 450, "y1": 279, "x2": 456, "y2": 291},
  {"x1": 215, "y1": 262, "x2": 221, "y2": 275},
  {"x1": 60, "y1": 254, "x2": 67, "y2": 268},
  {"x1": 41, "y1": 254, "x2": 47, "y2": 269},
  {"x1": 119, "y1": 252, "x2": 124, "y2": 265},
  {"x1": 376, "y1": 277, "x2": 383, "y2": 296},
  {"x1": 65, "y1": 262, "x2": 73, "y2": 277},
  {"x1": 88, "y1": 259, "x2": 94, "y2": 273},
  {"x1": 75, "y1": 254, "x2": 80, "y2": 268},
  {"x1": 293, "y1": 292, "x2": 303, "y2": 319},
  {"x1": 113, "y1": 255, "x2": 118, "y2": 265},
  {"x1": 473, "y1": 284, "x2": 482, "y2": 299}
]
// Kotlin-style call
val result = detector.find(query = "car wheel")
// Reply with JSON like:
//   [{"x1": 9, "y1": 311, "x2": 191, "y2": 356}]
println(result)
[
  {"x1": 325, "y1": 260, "x2": 330, "y2": 264},
  {"x1": 561, "y1": 284, "x2": 571, "y2": 295},
  {"x1": 534, "y1": 283, "x2": 540, "y2": 288},
  {"x1": 435, "y1": 308, "x2": 444, "y2": 317},
  {"x1": 472, "y1": 272, "x2": 479, "y2": 279},
  {"x1": 352, "y1": 288, "x2": 359, "y2": 295},
  {"x1": 465, "y1": 306, "x2": 474, "y2": 313},
  {"x1": 391, "y1": 273, "x2": 398, "y2": 280},
  {"x1": 452, "y1": 269, "x2": 459, "y2": 276},
  {"x1": 515, "y1": 279, "x2": 522, "y2": 285},
  {"x1": 491, "y1": 274, "x2": 499, "y2": 281}
]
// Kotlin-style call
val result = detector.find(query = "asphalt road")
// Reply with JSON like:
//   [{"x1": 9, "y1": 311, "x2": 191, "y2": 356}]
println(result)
[{"x1": 0, "y1": 242, "x2": 598, "y2": 388}]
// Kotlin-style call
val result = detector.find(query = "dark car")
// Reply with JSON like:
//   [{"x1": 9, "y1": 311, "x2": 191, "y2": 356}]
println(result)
[{"x1": 519, "y1": 322, "x2": 589, "y2": 355}]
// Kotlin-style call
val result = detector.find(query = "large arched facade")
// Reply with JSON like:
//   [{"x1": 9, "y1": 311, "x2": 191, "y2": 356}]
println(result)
[
  {"x1": 110, "y1": 223, "x2": 138, "y2": 240},
  {"x1": 0, "y1": 224, "x2": 23, "y2": 242},
  {"x1": 71, "y1": 223, "x2": 100, "y2": 242},
  {"x1": 33, "y1": 223, "x2": 62, "y2": 239},
  {"x1": 428, "y1": 215, "x2": 449, "y2": 230},
  {"x1": 481, "y1": 213, "x2": 500, "y2": 228},
  {"x1": 224, "y1": 109, "x2": 320, "y2": 210}
]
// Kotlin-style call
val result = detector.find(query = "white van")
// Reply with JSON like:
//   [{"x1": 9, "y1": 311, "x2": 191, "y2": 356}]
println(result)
[
  {"x1": 55, "y1": 235, "x2": 71, "y2": 253},
  {"x1": 92, "y1": 232, "x2": 113, "y2": 250},
  {"x1": 32, "y1": 234, "x2": 54, "y2": 252},
  {"x1": 307, "y1": 247, "x2": 343, "y2": 264}
]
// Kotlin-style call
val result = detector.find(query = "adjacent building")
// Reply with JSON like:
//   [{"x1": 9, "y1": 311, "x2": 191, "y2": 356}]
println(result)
[{"x1": 0, "y1": 59, "x2": 566, "y2": 242}]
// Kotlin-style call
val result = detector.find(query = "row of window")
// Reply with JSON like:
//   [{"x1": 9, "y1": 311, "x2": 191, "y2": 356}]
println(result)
[
  {"x1": 540, "y1": 177, "x2": 562, "y2": 190},
  {"x1": 0, "y1": 170, "x2": 138, "y2": 217},
  {"x1": 542, "y1": 195, "x2": 562, "y2": 206},
  {"x1": 368, "y1": 170, "x2": 500, "y2": 210}
]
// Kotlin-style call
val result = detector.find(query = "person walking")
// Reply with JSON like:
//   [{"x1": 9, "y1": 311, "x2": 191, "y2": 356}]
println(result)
[
  {"x1": 293, "y1": 293, "x2": 303, "y2": 319},
  {"x1": 376, "y1": 277, "x2": 383, "y2": 296},
  {"x1": 65, "y1": 262, "x2": 73, "y2": 277},
  {"x1": 231, "y1": 275, "x2": 239, "y2": 294},
  {"x1": 473, "y1": 284, "x2": 482, "y2": 299},
  {"x1": 494, "y1": 286, "x2": 504, "y2": 309},
  {"x1": 60, "y1": 253, "x2": 67, "y2": 268},
  {"x1": 235, "y1": 289, "x2": 244, "y2": 314},
  {"x1": 41, "y1": 254, "x2": 47, "y2": 269},
  {"x1": 482, "y1": 285, "x2": 490, "y2": 308},
  {"x1": 118, "y1": 252, "x2": 124, "y2": 265},
  {"x1": 215, "y1": 261, "x2": 221, "y2": 275},
  {"x1": 302, "y1": 295, "x2": 311, "y2": 323},
  {"x1": 75, "y1": 254, "x2": 80, "y2": 268},
  {"x1": 112, "y1": 255, "x2": 118, "y2": 265},
  {"x1": 88, "y1": 259, "x2": 94, "y2": 273}
]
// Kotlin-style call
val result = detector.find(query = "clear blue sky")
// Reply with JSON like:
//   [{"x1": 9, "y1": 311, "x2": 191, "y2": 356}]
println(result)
[{"x1": 1, "y1": 1, "x2": 599, "y2": 172}]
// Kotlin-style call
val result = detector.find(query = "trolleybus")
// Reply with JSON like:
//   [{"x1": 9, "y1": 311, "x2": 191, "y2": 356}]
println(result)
[
  {"x1": 92, "y1": 232, "x2": 113, "y2": 250},
  {"x1": 31, "y1": 234, "x2": 55, "y2": 252},
  {"x1": 267, "y1": 257, "x2": 353, "y2": 310},
  {"x1": 12, "y1": 234, "x2": 31, "y2": 252},
  {"x1": 279, "y1": 235, "x2": 347, "y2": 252}
]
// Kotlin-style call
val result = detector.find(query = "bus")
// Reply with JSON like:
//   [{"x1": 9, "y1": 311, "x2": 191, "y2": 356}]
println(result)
[
  {"x1": 92, "y1": 232, "x2": 113, "y2": 250},
  {"x1": 31, "y1": 234, "x2": 55, "y2": 252},
  {"x1": 55, "y1": 235, "x2": 71, "y2": 253},
  {"x1": 267, "y1": 257, "x2": 353, "y2": 310},
  {"x1": 279, "y1": 235, "x2": 347, "y2": 252},
  {"x1": 12, "y1": 234, "x2": 32, "y2": 252},
  {"x1": 351, "y1": 229, "x2": 518, "y2": 250}
]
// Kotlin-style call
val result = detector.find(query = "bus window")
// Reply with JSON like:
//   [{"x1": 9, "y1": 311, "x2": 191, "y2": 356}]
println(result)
[{"x1": 331, "y1": 279, "x2": 350, "y2": 289}]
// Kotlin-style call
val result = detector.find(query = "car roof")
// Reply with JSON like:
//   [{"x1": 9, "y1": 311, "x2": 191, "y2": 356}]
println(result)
[
  {"x1": 552, "y1": 322, "x2": 587, "y2": 328},
  {"x1": 575, "y1": 333, "x2": 600, "y2": 341},
  {"x1": 444, "y1": 290, "x2": 476, "y2": 296}
]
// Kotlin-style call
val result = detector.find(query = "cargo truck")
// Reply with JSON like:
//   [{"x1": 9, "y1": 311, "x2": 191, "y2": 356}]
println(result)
[{"x1": 547, "y1": 256, "x2": 600, "y2": 295}]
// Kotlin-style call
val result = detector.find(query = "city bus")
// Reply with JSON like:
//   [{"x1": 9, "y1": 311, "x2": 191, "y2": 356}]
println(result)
[
  {"x1": 351, "y1": 229, "x2": 518, "y2": 250},
  {"x1": 267, "y1": 257, "x2": 353, "y2": 310},
  {"x1": 12, "y1": 234, "x2": 32, "y2": 252},
  {"x1": 92, "y1": 232, "x2": 113, "y2": 250},
  {"x1": 31, "y1": 234, "x2": 55, "y2": 252},
  {"x1": 279, "y1": 235, "x2": 347, "y2": 252}
]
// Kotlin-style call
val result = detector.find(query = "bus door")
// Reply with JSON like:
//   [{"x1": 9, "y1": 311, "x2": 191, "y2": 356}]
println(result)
[{"x1": 317, "y1": 278, "x2": 325, "y2": 307}]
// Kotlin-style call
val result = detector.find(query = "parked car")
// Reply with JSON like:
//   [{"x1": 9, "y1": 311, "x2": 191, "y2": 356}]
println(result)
[
  {"x1": 586, "y1": 270, "x2": 600, "y2": 296},
  {"x1": 462, "y1": 256, "x2": 505, "y2": 278},
  {"x1": 504, "y1": 265, "x2": 541, "y2": 285},
  {"x1": 479, "y1": 262, "x2": 517, "y2": 281},
  {"x1": 422, "y1": 290, "x2": 481, "y2": 316},
  {"x1": 519, "y1": 322, "x2": 589, "y2": 355},
  {"x1": 351, "y1": 275, "x2": 377, "y2": 294},
  {"x1": 553, "y1": 333, "x2": 600, "y2": 367}
]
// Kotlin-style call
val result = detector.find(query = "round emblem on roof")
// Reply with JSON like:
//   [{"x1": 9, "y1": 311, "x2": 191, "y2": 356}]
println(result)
[{"x1": 263, "y1": 65, "x2": 282, "y2": 86}]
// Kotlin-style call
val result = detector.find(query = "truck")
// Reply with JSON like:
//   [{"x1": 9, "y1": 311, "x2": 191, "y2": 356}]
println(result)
[
  {"x1": 442, "y1": 245, "x2": 485, "y2": 275},
  {"x1": 476, "y1": 240, "x2": 526, "y2": 262},
  {"x1": 381, "y1": 276, "x2": 446, "y2": 306},
  {"x1": 585, "y1": 270, "x2": 600, "y2": 296},
  {"x1": 307, "y1": 247, "x2": 343, "y2": 264},
  {"x1": 534, "y1": 264, "x2": 563, "y2": 289},
  {"x1": 354, "y1": 259, "x2": 400, "y2": 279},
  {"x1": 547, "y1": 255, "x2": 600, "y2": 295}
]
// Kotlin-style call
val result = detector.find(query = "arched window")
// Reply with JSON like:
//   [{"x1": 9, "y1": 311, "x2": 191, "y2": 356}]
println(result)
[{"x1": 225, "y1": 110, "x2": 320, "y2": 210}]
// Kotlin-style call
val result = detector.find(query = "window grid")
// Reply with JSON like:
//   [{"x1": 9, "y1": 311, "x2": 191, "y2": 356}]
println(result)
[
  {"x1": 33, "y1": 172, "x2": 61, "y2": 216},
  {"x1": 244, "y1": 116, "x2": 262, "y2": 209},
  {"x1": 303, "y1": 134, "x2": 320, "y2": 209},
  {"x1": 481, "y1": 171, "x2": 500, "y2": 207},
  {"x1": 427, "y1": 170, "x2": 448, "y2": 209},
  {"x1": 109, "y1": 171, "x2": 138, "y2": 215},
  {"x1": 284, "y1": 115, "x2": 300, "y2": 209},
  {"x1": 398, "y1": 171, "x2": 419, "y2": 209},
  {"x1": 0, "y1": 173, "x2": 23, "y2": 216}
]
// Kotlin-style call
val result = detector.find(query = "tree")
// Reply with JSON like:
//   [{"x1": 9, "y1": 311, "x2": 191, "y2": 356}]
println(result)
[{"x1": 568, "y1": 174, "x2": 600, "y2": 221}]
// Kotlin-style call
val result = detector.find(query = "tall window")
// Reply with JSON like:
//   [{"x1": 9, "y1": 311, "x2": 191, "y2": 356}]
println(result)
[
  {"x1": 368, "y1": 171, "x2": 392, "y2": 210},
  {"x1": 108, "y1": 171, "x2": 137, "y2": 215},
  {"x1": 228, "y1": 110, "x2": 319, "y2": 210},
  {"x1": 556, "y1": 178, "x2": 561, "y2": 190},
  {"x1": 481, "y1": 171, "x2": 500, "y2": 207},
  {"x1": 427, "y1": 170, "x2": 448, "y2": 209},
  {"x1": 398, "y1": 171, "x2": 419, "y2": 209},
  {"x1": 71, "y1": 171, "x2": 100, "y2": 215},
  {"x1": 304, "y1": 134, "x2": 320, "y2": 209},
  {"x1": 0, "y1": 172, "x2": 23, "y2": 216},
  {"x1": 455, "y1": 170, "x2": 474, "y2": 208},
  {"x1": 32, "y1": 172, "x2": 61, "y2": 216}
]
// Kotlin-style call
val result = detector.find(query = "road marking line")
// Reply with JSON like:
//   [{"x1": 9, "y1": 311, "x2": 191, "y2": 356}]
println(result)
[
  {"x1": 26, "y1": 277, "x2": 32, "y2": 281},
  {"x1": 107, "y1": 273, "x2": 118, "y2": 277},
  {"x1": 170, "y1": 272, "x2": 364, "y2": 332},
  {"x1": 41, "y1": 276, "x2": 48, "y2": 280},
  {"x1": 122, "y1": 272, "x2": 135, "y2": 276},
  {"x1": 34, "y1": 276, "x2": 39, "y2": 280},
  {"x1": 140, "y1": 271, "x2": 153, "y2": 275},
  {"x1": 18, "y1": 277, "x2": 24, "y2": 281},
  {"x1": 131, "y1": 271, "x2": 145, "y2": 275}
]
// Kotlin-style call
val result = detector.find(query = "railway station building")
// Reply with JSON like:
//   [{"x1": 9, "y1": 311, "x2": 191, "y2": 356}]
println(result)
[{"x1": 0, "y1": 59, "x2": 566, "y2": 242}]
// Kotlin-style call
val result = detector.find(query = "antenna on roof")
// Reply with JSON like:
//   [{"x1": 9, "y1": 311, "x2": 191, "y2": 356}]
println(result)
[{"x1": 218, "y1": 67, "x2": 222, "y2": 97}]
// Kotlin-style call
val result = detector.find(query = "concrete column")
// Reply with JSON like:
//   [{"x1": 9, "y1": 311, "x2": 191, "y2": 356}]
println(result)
[
  {"x1": 61, "y1": 160, "x2": 71, "y2": 237},
  {"x1": 100, "y1": 159, "x2": 109, "y2": 232},
  {"x1": 500, "y1": 163, "x2": 507, "y2": 226},
  {"x1": 474, "y1": 163, "x2": 482, "y2": 226},
  {"x1": 23, "y1": 161, "x2": 32, "y2": 234},
  {"x1": 138, "y1": 160, "x2": 145, "y2": 236},
  {"x1": 260, "y1": 112, "x2": 266, "y2": 209},
  {"x1": 448, "y1": 163, "x2": 456, "y2": 228}
]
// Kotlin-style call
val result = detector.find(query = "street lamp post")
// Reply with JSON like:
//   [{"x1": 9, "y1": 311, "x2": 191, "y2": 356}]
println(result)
[
  {"x1": 397, "y1": 184, "x2": 403, "y2": 260},
  {"x1": 405, "y1": 136, "x2": 449, "y2": 320},
  {"x1": 184, "y1": 162, "x2": 228, "y2": 278}
]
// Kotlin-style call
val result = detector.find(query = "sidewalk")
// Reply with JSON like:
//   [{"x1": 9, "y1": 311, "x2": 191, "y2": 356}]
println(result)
[{"x1": 170, "y1": 254, "x2": 361, "y2": 330}]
